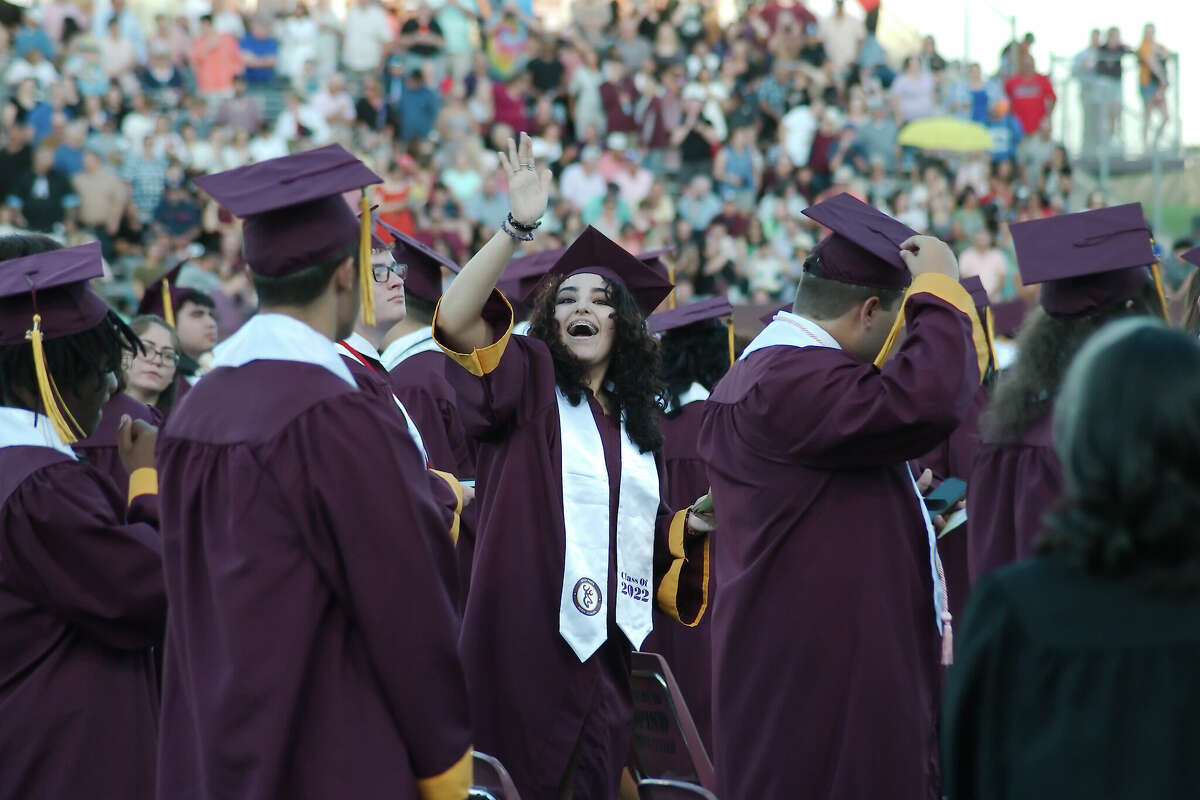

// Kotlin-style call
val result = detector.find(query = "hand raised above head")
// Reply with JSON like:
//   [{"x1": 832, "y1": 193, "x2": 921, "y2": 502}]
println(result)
[
  {"x1": 899, "y1": 235, "x2": 959, "y2": 280},
  {"x1": 497, "y1": 131, "x2": 553, "y2": 228}
]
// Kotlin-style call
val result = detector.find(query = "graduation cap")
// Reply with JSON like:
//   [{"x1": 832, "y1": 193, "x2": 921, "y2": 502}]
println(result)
[
  {"x1": 801, "y1": 193, "x2": 918, "y2": 291},
  {"x1": 136, "y1": 259, "x2": 189, "y2": 328},
  {"x1": 1182, "y1": 246, "x2": 1200, "y2": 268},
  {"x1": 383, "y1": 225, "x2": 462, "y2": 305},
  {"x1": 1009, "y1": 203, "x2": 1167, "y2": 319},
  {"x1": 509, "y1": 227, "x2": 674, "y2": 317},
  {"x1": 194, "y1": 144, "x2": 384, "y2": 325},
  {"x1": 0, "y1": 241, "x2": 111, "y2": 443},
  {"x1": 648, "y1": 295, "x2": 736, "y2": 365},
  {"x1": 497, "y1": 247, "x2": 567, "y2": 306}
]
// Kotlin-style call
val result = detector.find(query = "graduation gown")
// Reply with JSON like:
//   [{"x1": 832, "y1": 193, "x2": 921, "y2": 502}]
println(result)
[
  {"x1": 72, "y1": 392, "x2": 164, "y2": 501},
  {"x1": 338, "y1": 335, "x2": 465, "y2": 609},
  {"x1": 966, "y1": 413, "x2": 1063, "y2": 581},
  {"x1": 917, "y1": 385, "x2": 990, "y2": 624},
  {"x1": 640, "y1": 399, "x2": 716, "y2": 753},
  {"x1": 942, "y1": 555, "x2": 1200, "y2": 799},
  {"x1": 0, "y1": 413, "x2": 164, "y2": 800},
  {"x1": 156, "y1": 318, "x2": 471, "y2": 800},
  {"x1": 434, "y1": 294, "x2": 709, "y2": 800},
  {"x1": 697, "y1": 281, "x2": 979, "y2": 800}
]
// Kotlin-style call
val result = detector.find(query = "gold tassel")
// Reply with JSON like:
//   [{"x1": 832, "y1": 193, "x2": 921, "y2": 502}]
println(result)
[
  {"x1": 984, "y1": 307, "x2": 998, "y2": 370},
  {"x1": 25, "y1": 314, "x2": 83, "y2": 444},
  {"x1": 359, "y1": 191, "x2": 376, "y2": 327},
  {"x1": 872, "y1": 290, "x2": 911, "y2": 368},
  {"x1": 667, "y1": 265, "x2": 676, "y2": 310},
  {"x1": 1150, "y1": 262, "x2": 1169, "y2": 322},
  {"x1": 726, "y1": 317, "x2": 735, "y2": 366},
  {"x1": 160, "y1": 278, "x2": 176, "y2": 328}
]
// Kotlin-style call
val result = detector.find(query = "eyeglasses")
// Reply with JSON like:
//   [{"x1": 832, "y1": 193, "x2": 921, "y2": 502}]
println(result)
[
  {"x1": 138, "y1": 343, "x2": 179, "y2": 366},
  {"x1": 372, "y1": 262, "x2": 408, "y2": 284}
]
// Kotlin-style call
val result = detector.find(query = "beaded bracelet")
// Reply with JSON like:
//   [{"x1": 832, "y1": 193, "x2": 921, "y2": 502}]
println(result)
[
  {"x1": 501, "y1": 218, "x2": 535, "y2": 242},
  {"x1": 506, "y1": 212, "x2": 542, "y2": 234}
]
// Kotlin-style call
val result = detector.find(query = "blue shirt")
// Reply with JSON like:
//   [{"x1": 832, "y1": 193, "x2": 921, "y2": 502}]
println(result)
[
  {"x1": 15, "y1": 27, "x2": 54, "y2": 59},
  {"x1": 397, "y1": 85, "x2": 441, "y2": 142},
  {"x1": 53, "y1": 145, "x2": 84, "y2": 177},
  {"x1": 988, "y1": 115, "x2": 1024, "y2": 162},
  {"x1": 239, "y1": 35, "x2": 279, "y2": 85}
]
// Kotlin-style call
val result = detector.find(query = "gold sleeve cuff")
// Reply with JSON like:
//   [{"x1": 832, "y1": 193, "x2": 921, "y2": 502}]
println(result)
[
  {"x1": 656, "y1": 509, "x2": 710, "y2": 627},
  {"x1": 127, "y1": 468, "x2": 158, "y2": 506},
  {"x1": 432, "y1": 291, "x2": 515, "y2": 377},
  {"x1": 417, "y1": 747, "x2": 473, "y2": 800},
  {"x1": 429, "y1": 469, "x2": 464, "y2": 545}
]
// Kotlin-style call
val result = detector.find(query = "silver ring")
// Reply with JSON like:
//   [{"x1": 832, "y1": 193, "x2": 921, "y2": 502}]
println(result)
[{"x1": 519, "y1": 163, "x2": 535, "y2": 171}]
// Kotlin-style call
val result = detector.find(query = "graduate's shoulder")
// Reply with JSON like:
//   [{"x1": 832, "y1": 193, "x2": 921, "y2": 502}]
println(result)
[
  {"x1": 0, "y1": 446, "x2": 123, "y2": 520},
  {"x1": 708, "y1": 344, "x2": 859, "y2": 405},
  {"x1": 162, "y1": 360, "x2": 368, "y2": 445}
]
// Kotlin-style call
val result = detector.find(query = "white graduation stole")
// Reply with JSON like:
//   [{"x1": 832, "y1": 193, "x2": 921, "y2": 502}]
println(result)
[
  {"x1": 556, "y1": 388, "x2": 659, "y2": 661},
  {"x1": 743, "y1": 312, "x2": 946, "y2": 635},
  {"x1": 335, "y1": 339, "x2": 430, "y2": 466}
]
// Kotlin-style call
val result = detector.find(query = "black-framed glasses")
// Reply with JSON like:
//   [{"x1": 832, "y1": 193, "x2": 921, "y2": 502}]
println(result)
[
  {"x1": 138, "y1": 343, "x2": 180, "y2": 366},
  {"x1": 372, "y1": 262, "x2": 408, "y2": 283}
]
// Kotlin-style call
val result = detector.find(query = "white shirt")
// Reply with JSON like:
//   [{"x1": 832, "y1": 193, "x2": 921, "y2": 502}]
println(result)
[
  {"x1": 559, "y1": 164, "x2": 607, "y2": 211},
  {"x1": 275, "y1": 105, "x2": 333, "y2": 145},
  {"x1": 782, "y1": 105, "x2": 818, "y2": 166},
  {"x1": 342, "y1": 4, "x2": 394, "y2": 73},
  {"x1": 309, "y1": 89, "x2": 356, "y2": 126}
]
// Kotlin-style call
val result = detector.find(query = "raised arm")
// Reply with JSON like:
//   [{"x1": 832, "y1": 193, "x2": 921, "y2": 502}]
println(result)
[{"x1": 435, "y1": 132, "x2": 551, "y2": 353}]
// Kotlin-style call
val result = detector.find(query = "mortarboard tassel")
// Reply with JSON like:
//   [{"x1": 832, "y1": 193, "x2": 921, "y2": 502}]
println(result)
[
  {"x1": 1150, "y1": 262, "x2": 1169, "y2": 322},
  {"x1": 667, "y1": 265, "x2": 676, "y2": 310},
  {"x1": 726, "y1": 317, "x2": 735, "y2": 367},
  {"x1": 160, "y1": 278, "x2": 176, "y2": 328},
  {"x1": 25, "y1": 314, "x2": 83, "y2": 444},
  {"x1": 359, "y1": 191, "x2": 376, "y2": 327},
  {"x1": 872, "y1": 291, "x2": 911, "y2": 369}
]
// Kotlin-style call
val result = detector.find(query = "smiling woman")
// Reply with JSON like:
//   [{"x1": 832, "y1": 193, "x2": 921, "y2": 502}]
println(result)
[{"x1": 433, "y1": 133, "x2": 714, "y2": 799}]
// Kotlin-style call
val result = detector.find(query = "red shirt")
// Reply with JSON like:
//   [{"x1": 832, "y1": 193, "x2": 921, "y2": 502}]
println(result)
[{"x1": 1004, "y1": 73, "x2": 1057, "y2": 134}]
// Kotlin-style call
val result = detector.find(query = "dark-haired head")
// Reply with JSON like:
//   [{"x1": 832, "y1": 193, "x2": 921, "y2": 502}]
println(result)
[
  {"x1": 982, "y1": 281, "x2": 1162, "y2": 443},
  {"x1": 251, "y1": 242, "x2": 360, "y2": 341},
  {"x1": 659, "y1": 322, "x2": 730, "y2": 416},
  {"x1": 0, "y1": 234, "x2": 140, "y2": 437},
  {"x1": 792, "y1": 250, "x2": 906, "y2": 363},
  {"x1": 1038, "y1": 319, "x2": 1200, "y2": 594},
  {"x1": 529, "y1": 272, "x2": 663, "y2": 453}
]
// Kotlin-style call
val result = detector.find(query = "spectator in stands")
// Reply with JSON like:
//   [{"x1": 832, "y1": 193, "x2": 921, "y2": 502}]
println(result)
[
  {"x1": 120, "y1": 136, "x2": 168, "y2": 221},
  {"x1": 191, "y1": 14, "x2": 243, "y2": 100},
  {"x1": 674, "y1": 94, "x2": 721, "y2": 185},
  {"x1": 986, "y1": 97, "x2": 1024, "y2": 163},
  {"x1": 890, "y1": 56, "x2": 937, "y2": 124},
  {"x1": 819, "y1": 0, "x2": 864, "y2": 76},
  {"x1": 678, "y1": 175, "x2": 723, "y2": 231},
  {"x1": 240, "y1": 17, "x2": 279, "y2": 88},
  {"x1": 1073, "y1": 29, "x2": 1102, "y2": 156},
  {"x1": 277, "y1": 5, "x2": 318, "y2": 88},
  {"x1": 5, "y1": 44, "x2": 59, "y2": 91},
  {"x1": 343, "y1": 0, "x2": 394, "y2": 82},
  {"x1": 355, "y1": 75, "x2": 387, "y2": 131},
  {"x1": 949, "y1": 63, "x2": 1001, "y2": 125},
  {"x1": 396, "y1": 68, "x2": 442, "y2": 143},
  {"x1": 310, "y1": 73, "x2": 356, "y2": 130},
  {"x1": 464, "y1": 170, "x2": 508, "y2": 226},
  {"x1": 7, "y1": 143, "x2": 77, "y2": 233},
  {"x1": 399, "y1": 4, "x2": 446, "y2": 79},
  {"x1": 600, "y1": 58, "x2": 640, "y2": 135},
  {"x1": 757, "y1": 59, "x2": 792, "y2": 142},
  {"x1": 98, "y1": 0, "x2": 147, "y2": 63},
  {"x1": 433, "y1": 0, "x2": 480, "y2": 81},
  {"x1": 1004, "y1": 52, "x2": 1057, "y2": 136},
  {"x1": 139, "y1": 43, "x2": 187, "y2": 108},
  {"x1": 215, "y1": 77, "x2": 265, "y2": 134},
  {"x1": 53, "y1": 120, "x2": 88, "y2": 176},
  {"x1": 1137, "y1": 23, "x2": 1171, "y2": 148},
  {"x1": 14, "y1": 13, "x2": 55, "y2": 60},
  {"x1": 153, "y1": 176, "x2": 203, "y2": 251}
]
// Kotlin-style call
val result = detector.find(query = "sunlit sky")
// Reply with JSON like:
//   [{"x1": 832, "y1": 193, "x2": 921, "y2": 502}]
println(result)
[{"x1": 805, "y1": 0, "x2": 1194, "y2": 146}]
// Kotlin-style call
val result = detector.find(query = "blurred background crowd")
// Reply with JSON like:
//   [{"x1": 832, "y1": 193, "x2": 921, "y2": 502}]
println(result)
[{"x1": 0, "y1": 0, "x2": 1193, "y2": 340}]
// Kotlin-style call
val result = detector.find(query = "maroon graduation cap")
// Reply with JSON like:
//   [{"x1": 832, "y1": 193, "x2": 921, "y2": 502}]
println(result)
[
  {"x1": 960, "y1": 275, "x2": 998, "y2": 370},
  {"x1": 497, "y1": 247, "x2": 567, "y2": 304},
  {"x1": 194, "y1": 145, "x2": 384, "y2": 323},
  {"x1": 960, "y1": 275, "x2": 989, "y2": 314},
  {"x1": 1182, "y1": 246, "x2": 1200, "y2": 268},
  {"x1": 0, "y1": 241, "x2": 113, "y2": 443},
  {"x1": 801, "y1": 193, "x2": 918, "y2": 291},
  {"x1": 1010, "y1": 203, "x2": 1158, "y2": 318},
  {"x1": 647, "y1": 296, "x2": 733, "y2": 334},
  {"x1": 519, "y1": 227, "x2": 675, "y2": 316},
  {"x1": 136, "y1": 259, "x2": 190, "y2": 328},
  {"x1": 378, "y1": 220, "x2": 462, "y2": 305}
]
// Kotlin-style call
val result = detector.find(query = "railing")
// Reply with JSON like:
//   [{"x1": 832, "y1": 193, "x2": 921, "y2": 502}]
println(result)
[{"x1": 1048, "y1": 49, "x2": 1182, "y2": 168}]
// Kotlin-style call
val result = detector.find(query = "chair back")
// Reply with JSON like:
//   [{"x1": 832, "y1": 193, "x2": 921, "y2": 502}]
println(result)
[
  {"x1": 470, "y1": 751, "x2": 521, "y2": 800},
  {"x1": 637, "y1": 778, "x2": 720, "y2": 799},
  {"x1": 628, "y1": 651, "x2": 717, "y2": 790}
]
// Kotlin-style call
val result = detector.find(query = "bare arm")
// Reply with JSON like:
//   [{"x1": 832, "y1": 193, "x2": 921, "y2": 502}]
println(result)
[{"x1": 436, "y1": 133, "x2": 551, "y2": 353}]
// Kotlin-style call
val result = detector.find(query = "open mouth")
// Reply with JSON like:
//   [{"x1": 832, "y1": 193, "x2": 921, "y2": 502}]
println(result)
[{"x1": 567, "y1": 319, "x2": 598, "y2": 338}]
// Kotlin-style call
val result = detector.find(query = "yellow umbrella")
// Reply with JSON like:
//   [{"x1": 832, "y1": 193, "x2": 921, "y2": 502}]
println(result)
[{"x1": 898, "y1": 117, "x2": 994, "y2": 153}]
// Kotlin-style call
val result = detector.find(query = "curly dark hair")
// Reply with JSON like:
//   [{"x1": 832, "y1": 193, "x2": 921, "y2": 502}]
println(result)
[
  {"x1": 529, "y1": 274, "x2": 664, "y2": 453},
  {"x1": 980, "y1": 283, "x2": 1161, "y2": 443},
  {"x1": 1037, "y1": 319, "x2": 1200, "y2": 594},
  {"x1": 659, "y1": 321, "x2": 730, "y2": 416}
]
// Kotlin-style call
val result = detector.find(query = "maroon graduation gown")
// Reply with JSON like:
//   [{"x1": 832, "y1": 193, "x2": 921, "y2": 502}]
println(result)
[
  {"x1": 339, "y1": 344, "x2": 465, "y2": 609},
  {"x1": 0, "y1": 442, "x2": 164, "y2": 800},
  {"x1": 435, "y1": 296, "x2": 709, "y2": 800},
  {"x1": 640, "y1": 401, "x2": 715, "y2": 753},
  {"x1": 387, "y1": 349, "x2": 480, "y2": 601},
  {"x1": 966, "y1": 413, "x2": 1062, "y2": 581},
  {"x1": 156, "y1": 360, "x2": 472, "y2": 800},
  {"x1": 72, "y1": 392, "x2": 163, "y2": 502},
  {"x1": 917, "y1": 384, "x2": 990, "y2": 624},
  {"x1": 698, "y1": 288, "x2": 978, "y2": 800}
]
